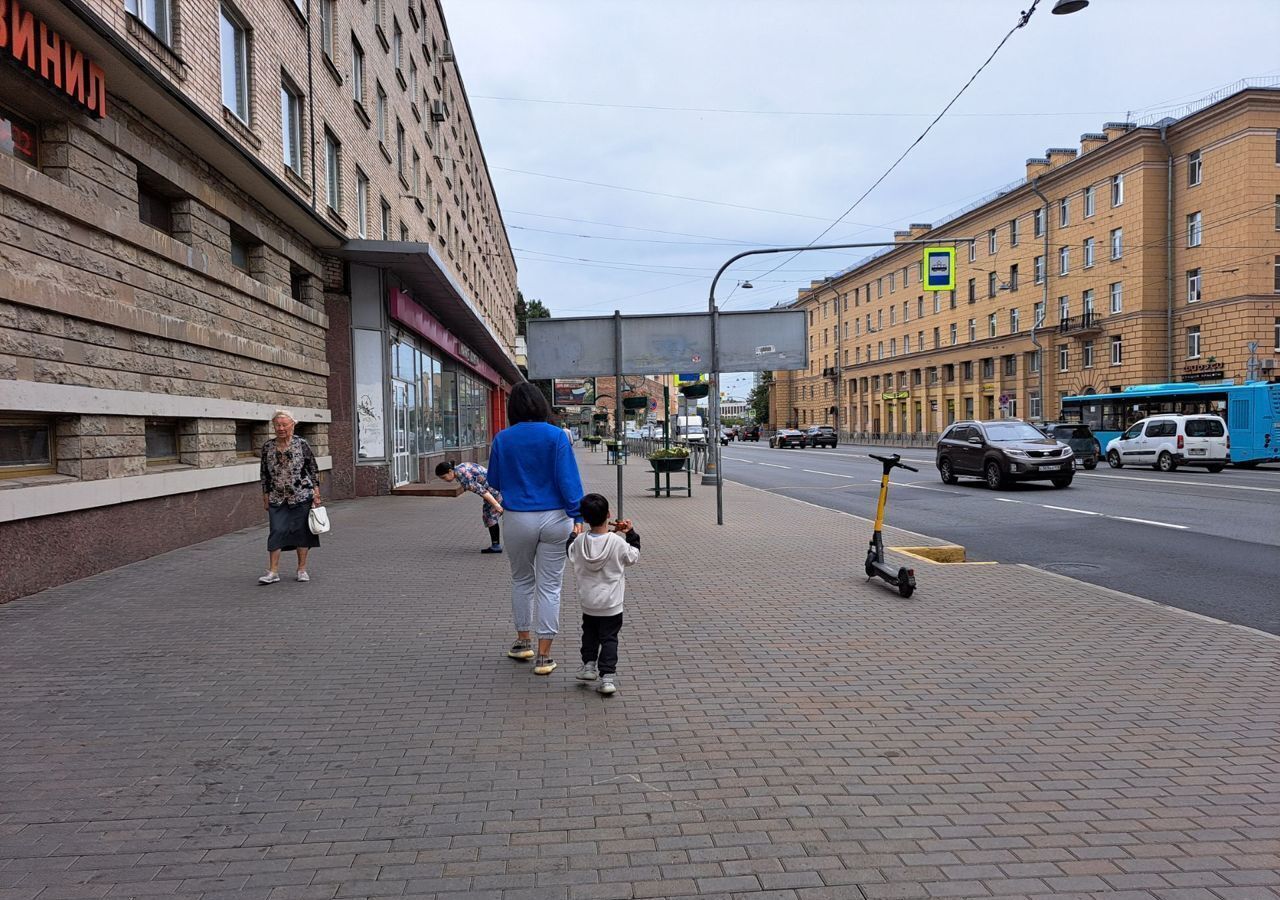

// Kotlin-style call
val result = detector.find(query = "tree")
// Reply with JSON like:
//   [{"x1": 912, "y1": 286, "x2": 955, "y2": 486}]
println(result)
[
  {"x1": 515, "y1": 292, "x2": 550, "y2": 336},
  {"x1": 748, "y1": 372, "x2": 773, "y2": 424}
]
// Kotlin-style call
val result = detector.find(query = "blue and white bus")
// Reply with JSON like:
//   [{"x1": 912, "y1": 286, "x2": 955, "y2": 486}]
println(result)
[{"x1": 1061, "y1": 381, "x2": 1280, "y2": 467}]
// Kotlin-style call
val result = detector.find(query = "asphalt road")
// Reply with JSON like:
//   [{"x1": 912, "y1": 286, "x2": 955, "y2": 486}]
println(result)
[{"x1": 720, "y1": 440, "x2": 1280, "y2": 635}]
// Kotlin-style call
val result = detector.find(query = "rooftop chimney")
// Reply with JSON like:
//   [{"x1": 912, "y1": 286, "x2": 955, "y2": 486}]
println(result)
[
  {"x1": 1080, "y1": 132, "x2": 1108, "y2": 155},
  {"x1": 1046, "y1": 147, "x2": 1078, "y2": 169},
  {"x1": 1103, "y1": 121, "x2": 1135, "y2": 142},
  {"x1": 893, "y1": 229, "x2": 912, "y2": 243},
  {"x1": 908, "y1": 223, "x2": 933, "y2": 239},
  {"x1": 1026, "y1": 157, "x2": 1050, "y2": 180}
]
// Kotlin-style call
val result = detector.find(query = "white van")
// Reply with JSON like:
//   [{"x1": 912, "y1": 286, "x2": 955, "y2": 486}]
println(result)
[
  {"x1": 1104, "y1": 414, "x2": 1229, "y2": 472},
  {"x1": 674, "y1": 415, "x2": 707, "y2": 444}
]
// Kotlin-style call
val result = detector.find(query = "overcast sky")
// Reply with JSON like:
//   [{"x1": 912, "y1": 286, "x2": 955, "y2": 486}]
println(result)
[{"x1": 443, "y1": 0, "x2": 1279, "y2": 397}]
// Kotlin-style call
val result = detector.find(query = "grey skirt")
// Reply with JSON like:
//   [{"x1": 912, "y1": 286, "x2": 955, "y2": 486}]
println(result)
[{"x1": 268, "y1": 501, "x2": 320, "y2": 551}]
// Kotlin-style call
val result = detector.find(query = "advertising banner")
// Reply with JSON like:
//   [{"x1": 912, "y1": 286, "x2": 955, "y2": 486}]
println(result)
[{"x1": 553, "y1": 377, "x2": 596, "y2": 407}]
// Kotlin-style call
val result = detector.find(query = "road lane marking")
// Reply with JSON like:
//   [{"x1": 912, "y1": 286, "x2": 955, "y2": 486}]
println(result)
[
  {"x1": 723, "y1": 457, "x2": 754, "y2": 463},
  {"x1": 995, "y1": 497, "x2": 1023, "y2": 503},
  {"x1": 1109, "y1": 515, "x2": 1188, "y2": 530},
  {"x1": 758, "y1": 462, "x2": 790, "y2": 469},
  {"x1": 885, "y1": 480, "x2": 963, "y2": 495},
  {"x1": 802, "y1": 469, "x2": 847, "y2": 477},
  {"x1": 1080, "y1": 471, "x2": 1280, "y2": 493},
  {"x1": 1040, "y1": 505, "x2": 1103, "y2": 516}
]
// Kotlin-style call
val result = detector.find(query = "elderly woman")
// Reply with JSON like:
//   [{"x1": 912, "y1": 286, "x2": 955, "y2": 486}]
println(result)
[
  {"x1": 258, "y1": 410, "x2": 322, "y2": 584},
  {"x1": 435, "y1": 459, "x2": 504, "y2": 553}
]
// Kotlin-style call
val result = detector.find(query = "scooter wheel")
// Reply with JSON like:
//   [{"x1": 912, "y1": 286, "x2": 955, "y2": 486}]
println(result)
[
  {"x1": 865, "y1": 562, "x2": 877, "y2": 578},
  {"x1": 897, "y1": 568, "x2": 915, "y2": 598}
]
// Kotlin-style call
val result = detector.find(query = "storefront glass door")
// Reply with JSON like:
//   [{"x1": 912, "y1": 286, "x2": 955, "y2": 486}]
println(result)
[{"x1": 392, "y1": 379, "x2": 414, "y2": 486}]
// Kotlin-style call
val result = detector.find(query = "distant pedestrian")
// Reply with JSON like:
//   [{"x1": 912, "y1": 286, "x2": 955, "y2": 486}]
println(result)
[
  {"x1": 568, "y1": 493, "x2": 640, "y2": 695},
  {"x1": 486, "y1": 383, "x2": 585, "y2": 675},
  {"x1": 435, "y1": 460, "x2": 504, "y2": 553},
  {"x1": 259, "y1": 410, "x2": 321, "y2": 585}
]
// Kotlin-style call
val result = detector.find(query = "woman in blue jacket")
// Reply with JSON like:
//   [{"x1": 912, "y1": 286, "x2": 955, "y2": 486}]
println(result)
[{"x1": 486, "y1": 383, "x2": 584, "y2": 675}]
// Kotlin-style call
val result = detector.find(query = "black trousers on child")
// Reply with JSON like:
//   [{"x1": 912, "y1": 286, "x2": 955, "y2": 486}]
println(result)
[{"x1": 581, "y1": 612, "x2": 623, "y2": 675}]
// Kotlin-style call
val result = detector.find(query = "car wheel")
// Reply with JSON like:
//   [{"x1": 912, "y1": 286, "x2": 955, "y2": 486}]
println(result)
[
  {"x1": 939, "y1": 458, "x2": 958, "y2": 485},
  {"x1": 1206, "y1": 464, "x2": 1225, "y2": 473},
  {"x1": 1083, "y1": 459, "x2": 1097, "y2": 470},
  {"x1": 1093, "y1": 440, "x2": 1102, "y2": 458},
  {"x1": 1051, "y1": 473, "x2": 1074, "y2": 488},
  {"x1": 984, "y1": 460, "x2": 1007, "y2": 490},
  {"x1": 1107, "y1": 450, "x2": 1123, "y2": 469},
  {"x1": 1157, "y1": 451, "x2": 1177, "y2": 472}
]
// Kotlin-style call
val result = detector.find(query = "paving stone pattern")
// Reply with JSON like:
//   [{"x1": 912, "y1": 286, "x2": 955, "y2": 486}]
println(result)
[{"x1": 2, "y1": 451, "x2": 1278, "y2": 899}]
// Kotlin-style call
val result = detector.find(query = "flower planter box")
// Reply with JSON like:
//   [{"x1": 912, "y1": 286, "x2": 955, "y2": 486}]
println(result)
[{"x1": 648, "y1": 456, "x2": 688, "y2": 474}]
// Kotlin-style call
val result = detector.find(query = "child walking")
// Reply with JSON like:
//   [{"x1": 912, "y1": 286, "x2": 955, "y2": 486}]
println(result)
[{"x1": 567, "y1": 493, "x2": 639, "y2": 695}]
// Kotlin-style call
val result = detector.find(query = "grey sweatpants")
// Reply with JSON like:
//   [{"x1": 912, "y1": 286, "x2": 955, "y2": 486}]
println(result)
[{"x1": 504, "y1": 509, "x2": 574, "y2": 638}]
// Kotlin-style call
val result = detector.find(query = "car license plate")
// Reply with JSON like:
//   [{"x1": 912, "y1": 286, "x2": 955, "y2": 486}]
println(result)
[{"x1": 1189, "y1": 449, "x2": 1206, "y2": 455}]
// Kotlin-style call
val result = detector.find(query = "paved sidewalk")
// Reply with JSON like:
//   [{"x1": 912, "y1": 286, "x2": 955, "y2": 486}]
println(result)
[{"x1": 2, "y1": 450, "x2": 1278, "y2": 900}]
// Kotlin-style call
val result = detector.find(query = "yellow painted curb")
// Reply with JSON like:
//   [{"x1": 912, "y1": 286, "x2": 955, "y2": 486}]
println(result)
[{"x1": 891, "y1": 545, "x2": 971, "y2": 564}]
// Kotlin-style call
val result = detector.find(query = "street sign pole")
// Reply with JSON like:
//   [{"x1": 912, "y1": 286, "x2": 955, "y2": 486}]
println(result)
[{"x1": 613, "y1": 310, "x2": 624, "y2": 520}]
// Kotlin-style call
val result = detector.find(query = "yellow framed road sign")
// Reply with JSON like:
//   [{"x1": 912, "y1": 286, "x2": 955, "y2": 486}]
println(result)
[{"x1": 923, "y1": 246, "x2": 955, "y2": 292}]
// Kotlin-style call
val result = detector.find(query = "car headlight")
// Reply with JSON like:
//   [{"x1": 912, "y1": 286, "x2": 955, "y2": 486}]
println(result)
[
  {"x1": 1060, "y1": 446, "x2": 1074, "y2": 457},
  {"x1": 1003, "y1": 448, "x2": 1029, "y2": 458}
]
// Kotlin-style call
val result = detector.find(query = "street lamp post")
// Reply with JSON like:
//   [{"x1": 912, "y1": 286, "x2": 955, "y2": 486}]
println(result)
[{"x1": 704, "y1": 238, "x2": 974, "y2": 526}]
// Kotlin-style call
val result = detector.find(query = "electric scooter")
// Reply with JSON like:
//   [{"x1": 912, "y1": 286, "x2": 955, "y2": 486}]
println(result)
[{"x1": 865, "y1": 452, "x2": 918, "y2": 598}]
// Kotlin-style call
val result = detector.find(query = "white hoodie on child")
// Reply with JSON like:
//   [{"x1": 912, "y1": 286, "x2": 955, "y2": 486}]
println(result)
[{"x1": 568, "y1": 530, "x2": 640, "y2": 617}]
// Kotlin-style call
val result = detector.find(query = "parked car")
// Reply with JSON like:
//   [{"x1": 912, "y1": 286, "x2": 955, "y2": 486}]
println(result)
[
  {"x1": 720, "y1": 427, "x2": 735, "y2": 445},
  {"x1": 803, "y1": 425, "x2": 838, "y2": 449},
  {"x1": 740, "y1": 425, "x2": 760, "y2": 442},
  {"x1": 770, "y1": 428, "x2": 806, "y2": 449},
  {"x1": 1104, "y1": 414, "x2": 1229, "y2": 472},
  {"x1": 936, "y1": 419, "x2": 1075, "y2": 489},
  {"x1": 1038, "y1": 422, "x2": 1101, "y2": 470}
]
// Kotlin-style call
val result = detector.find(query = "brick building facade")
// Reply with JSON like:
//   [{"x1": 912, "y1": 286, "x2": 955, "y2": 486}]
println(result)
[
  {"x1": 771, "y1": 87, "x2": 1280, "y2": 436},
  {"x1": 0, "y1": 0, "x2": 519, "y2": 601}
]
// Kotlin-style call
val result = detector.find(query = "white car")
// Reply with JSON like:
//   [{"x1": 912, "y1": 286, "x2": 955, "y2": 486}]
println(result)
[
  {"x1": 1105, "y1": 414, "x2": 1229, "y2": 472},
  {"x1": 624, "y1": 427, "x2": 642, "y2": 440}
]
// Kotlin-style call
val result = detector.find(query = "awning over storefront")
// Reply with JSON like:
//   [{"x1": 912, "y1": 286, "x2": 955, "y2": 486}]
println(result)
[{"x1": 336, "y1": 240, "x2": 522, "y2": 386}]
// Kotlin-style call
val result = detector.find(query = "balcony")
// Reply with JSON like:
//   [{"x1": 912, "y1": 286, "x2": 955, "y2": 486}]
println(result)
[{"x1": 1058, "y1": 312, "x2": 1104, "y2": 336}]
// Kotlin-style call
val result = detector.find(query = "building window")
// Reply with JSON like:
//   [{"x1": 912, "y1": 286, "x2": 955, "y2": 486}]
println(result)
[
  {"x1": 933, "y1": 293, "x2": 941, "y2": 314},
  {"x1": 396, "y1": 120, "x2": 406, "y2": 175},
  {"x1": 393, "y1": 17, "x2": 403, "y2": 71},
  {"x1": 125, "y1": 0, "x2": 171, "y2": 45},
  {"x1": 988, "y1": 229, "x2": 997, "y2": 255},
  {"x1": 968, "y1": 241, "x2": 976, "y2": 263},
  {"x1": 1275, "y1": 195, "x2": 1280, "y2": 230},
  {"x1": 281, "y1": 78, "x2": 303, "y2": 175},
  {"x1": 1187, "y1": 326, "x2": 1201, "y2": 359},
  {"x1": 961, "y1": 360, "x2": 972, "y2": 381},
  {"x1": 889, "y1": 307, "x2": 896, "y2": 326},
  {"x1": 1010, "y1": 308, "x2": 1020, "y2": 333},
  {"x1": 137, "y1": 178, "x2": 173, "y2": 234},
  {"x1": 0, "y1": 416, "x2": 53, "y2": 478},
  {"x1": 981, "y1": 358, "x2": 994, "y2": 379},
  {"x1": 876, "y1": 278, "x2": 883, "y2": 298},
  {"x1": 889, "y1": 338, "x2": 897, "y2": 357},
  {"x1": 376, "y1": 84, "x2": 387, "y2": 144},
  {"x1": 0, "y1": 108, "x2": 38, "y2": 168},
  {"x1": 1058, "y1": 295, "x2": 1069, "y2": 322},
  {"x1": 1009, "y1": 218, "x2": 1019, "y2": 247},
  {"x1": 1059, "y1": 197, "x2": 1069, "y2": 228},
  {"x1": 351, "y1": 36, "x2": 365, "y2": 104},
  {"x1": 1111, "y1": 173, "x2": 1124, "y2": 207},
  {"x1": 967, "y1": 278, "x2": 976, "y2": 303},
  {"x1": 877, "y1": 341, "x2": 884, "y2": 360},
  {"x1": 1030, "y1": 391, "x2": 1042, "y2": 420},
  {"x1": 380, "y1": 199, "x2": 391, "y2": 240},
  {"x1": 355, "y1": 169, "x2": 368, "y2": 237},
  {"x1": 235, "y1": 421, "x2": 259, "y2": 457},
  {"x1": 1110, "y1": 227, "x2": 1122, "y2": 260},
  {"x1": 1109, "y1": 281, "x2": 1123, "y2": 314},
  {"x1": 1059, "y1": 246, "x2": 1070, "y2": 275},
  {"x1": 410, "y1": 58, "x2": 419, "y2": 107},
  {"x1": 1187, "y1": 211, "x2": 1202, "y2": 247},
  {"x1": 1030, "y1": 349, "x2": 1041, "y2": 374},
  {"x1": 1058, "y1": 344, "x2": 1069, "y2": 372},
  {"x1": 1009, "y1": 264, "x2": 1019, "y2": 292},
  {"x1": 1082, "y1": 340, "x2": 1094, "y2": 369},
  {"x1": 1033, "y1": 207, "x2": 1044, "y2": 237},
  {"x1": 1083, "y1": 237, "x2": 1095, "y2": 268},
  {"x1": 1110, "y1": 335, "x2": 1123, "y2": 366},
  {"x1": 145, "y1": 419, "x2": 180, "y2": 465},
  {"x1": 967, "y1": 319, "x2": 975, "y2": 342},
  {"x1": 1083, "y1": 185, "x2": 1095, "y2": 217},
  {"x1": 400, "y1": 221, "x2": 409, "y2": 241},
  {"x1": 917, "y1": 296, "x2": 924, "y2": 318},
  {"x1": 1034, "y1": 300, "x2": 1045, "y2": 327},
  {"x1": 1188, "y1": 149, "x2": 1201, "y2": 186},
  {"x1": 1187, "y1": 268, "x2": 1201, "y2": 303},
  {"x1": 987, "y1": 271, "x2": 997, "y2": 298},
  {"x1": 219, "y1": 5, "x2": 251, "y2": 123},
  {"x1": 318, "y1": 0, "x2": 333, "y2": 57},
  {"x1": 1274, "y1": 317, "x2": 1279, "y2": 351},
  {"x1": 229, "y1": 224, "x2": 254, "y2": 271},
  {"x1": 324, "y1": 129, "x2": 341, "y2": 212},
  {"x1": 1083, "y1": 288, "x2": 1095, "y2": 316},
  {"x1": 988, "y1": 313, "x2": 997, "y2": 338},
  {"x1": 1003, "y1": 355, "x2": 1016, "y2": 377},
  {"x1": 1034, "y1": 255, "x2": 1044, "y2": 285},
  {"x1": 1275, "y1": 255, "x2": 1280, "y2": 292},
  {"x1": 889, "y1": 272, "x2": 896, "y2": 293}
]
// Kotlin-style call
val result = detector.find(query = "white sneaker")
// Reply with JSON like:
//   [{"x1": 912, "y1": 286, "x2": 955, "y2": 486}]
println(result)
[
  {"x1": 596, "y1": 674, "x2": 617, "y2": 695},
  {"x1": 575, "y1": 662, "x2": 598, "y2": 681},
  {"x1": 258, "y1": 571, "x2": 280, "y2": 585},
  {"x1": 296, "y1": 571, "x2": 310, "y2": 582}
]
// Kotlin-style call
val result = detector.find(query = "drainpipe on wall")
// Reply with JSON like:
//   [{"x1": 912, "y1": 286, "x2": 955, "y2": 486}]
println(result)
[
  {"x1": 306, "y1": 0, "x2": 317, "y2": 213},
  {"x1": 1029, "y1": 177, "x2": 1051, "y2": 421},
  {"x1": 1159, "y1": 124, "x2": 1175, "y2": 382}
]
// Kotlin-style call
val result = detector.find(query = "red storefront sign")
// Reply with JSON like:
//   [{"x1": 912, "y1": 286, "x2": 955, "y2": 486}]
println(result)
[
  {"x1": 0, "y1": 0, "x2": 108, "y2": 118},
  {"x1": 389, "y1": 288, "x2": 504, "y2": 387}
]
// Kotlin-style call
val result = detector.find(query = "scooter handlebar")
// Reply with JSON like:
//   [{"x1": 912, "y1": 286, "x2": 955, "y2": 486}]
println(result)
[{"x1": 868, "y1": 452, "x2": 918, "y2": 472}]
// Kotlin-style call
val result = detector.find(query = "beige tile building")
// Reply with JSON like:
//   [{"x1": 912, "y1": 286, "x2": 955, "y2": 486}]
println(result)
[
  {"x1": 772, "y1": 87, "x2": 1280, "y2": 436},
  {"x1": 0, "y1": 0, "x2": 519, "y2": 601}
]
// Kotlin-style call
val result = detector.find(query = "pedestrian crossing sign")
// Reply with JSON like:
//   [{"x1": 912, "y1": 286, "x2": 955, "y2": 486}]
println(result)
[{"x1": 923, "y1": 247, "x2": 955, "y2": 291}]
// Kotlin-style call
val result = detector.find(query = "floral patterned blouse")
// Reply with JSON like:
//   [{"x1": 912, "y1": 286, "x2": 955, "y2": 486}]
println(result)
[
  {"x1": 453, "y1": 462, "x2": 503, "y2": 527},
  {"x1": 260, "y1": 436, "x2": 320, "y2": 507}
]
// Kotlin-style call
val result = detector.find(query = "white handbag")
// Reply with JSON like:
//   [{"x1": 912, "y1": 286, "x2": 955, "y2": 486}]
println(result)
[{"x1": 307, "y1": 505, "x2": 330, "y2": 535}]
